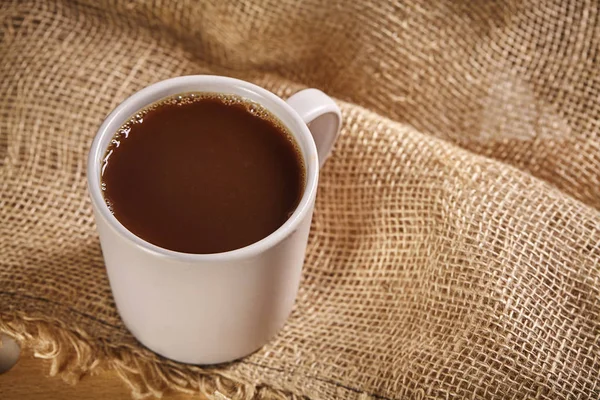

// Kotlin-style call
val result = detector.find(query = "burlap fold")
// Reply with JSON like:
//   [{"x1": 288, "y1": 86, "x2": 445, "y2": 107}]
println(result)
[{"x1": 1, "y1": 0, "x2": 599, "y2": 399}]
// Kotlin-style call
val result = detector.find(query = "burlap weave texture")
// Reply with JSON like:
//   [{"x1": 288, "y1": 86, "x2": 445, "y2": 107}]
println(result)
[{"x1": 1, "y1": 0, "x2": 599, "y2": 399}]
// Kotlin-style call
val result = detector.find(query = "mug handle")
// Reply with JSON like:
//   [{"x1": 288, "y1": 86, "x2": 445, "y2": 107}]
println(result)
[{"x1": 286, "y1": 89, "x2": 342, "y2": 167}]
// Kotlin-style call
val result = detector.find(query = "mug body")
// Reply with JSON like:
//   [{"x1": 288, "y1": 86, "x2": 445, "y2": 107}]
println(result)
[{"x1": 88, "y1": 76, "x2": 320, "y2": 364}]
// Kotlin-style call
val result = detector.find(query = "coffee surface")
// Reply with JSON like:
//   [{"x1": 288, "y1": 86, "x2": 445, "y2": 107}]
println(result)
[{"x1": 101, "y1": 93, "x2": 305, "y2": 254}]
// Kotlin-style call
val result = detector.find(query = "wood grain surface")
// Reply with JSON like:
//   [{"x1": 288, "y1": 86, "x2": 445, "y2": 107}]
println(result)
[{"x1": 0, "y1": 349, "x2": 202, "y2": 400}]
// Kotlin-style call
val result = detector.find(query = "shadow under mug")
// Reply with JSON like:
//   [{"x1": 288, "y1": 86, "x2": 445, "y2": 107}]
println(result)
[{"x1": 87, "y1": 75, "x2": 342, "y2": 364}]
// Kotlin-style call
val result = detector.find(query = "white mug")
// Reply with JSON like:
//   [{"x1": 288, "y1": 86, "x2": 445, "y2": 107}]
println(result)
[{"x1": 87, "y1": 75, "x2": 341, "y2": 364}]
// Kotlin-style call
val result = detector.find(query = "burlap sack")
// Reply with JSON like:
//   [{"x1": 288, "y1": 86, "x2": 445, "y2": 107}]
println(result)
[{"x1": 1, "y1": 0, "x2": 599, "y2": 398}]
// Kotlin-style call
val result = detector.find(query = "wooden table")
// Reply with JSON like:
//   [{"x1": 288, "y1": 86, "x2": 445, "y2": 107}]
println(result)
[{"x1": 0, "y1": 349, "x2": 198, "y2": 400}]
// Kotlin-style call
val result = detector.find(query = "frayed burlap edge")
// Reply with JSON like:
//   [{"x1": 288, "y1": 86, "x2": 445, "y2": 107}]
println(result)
[{"x1": 0, "y1": 313, "x2": 338, "y2": 400}]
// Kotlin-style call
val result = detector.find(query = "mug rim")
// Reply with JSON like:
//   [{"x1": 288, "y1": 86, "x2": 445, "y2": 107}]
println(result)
[{"x1": 87, "y1": 75, "x2": 320, "y2": 262}]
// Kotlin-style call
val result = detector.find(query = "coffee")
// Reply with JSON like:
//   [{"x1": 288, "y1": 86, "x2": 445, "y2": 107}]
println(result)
[{"x1": 100, "y1": 93, "x2": 305, "y2": 254}]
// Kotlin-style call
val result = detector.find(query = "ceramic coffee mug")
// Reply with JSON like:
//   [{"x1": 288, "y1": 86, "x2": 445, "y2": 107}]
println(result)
[{"x1": 87, "y1": 75, "x2": 341, "y2": 364}]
